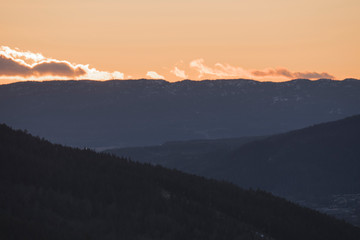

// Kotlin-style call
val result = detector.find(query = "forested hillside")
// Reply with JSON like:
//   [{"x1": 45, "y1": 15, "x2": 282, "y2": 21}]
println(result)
[{"x1": 1, "y1": 124, "x2": 360, "y2": 239}]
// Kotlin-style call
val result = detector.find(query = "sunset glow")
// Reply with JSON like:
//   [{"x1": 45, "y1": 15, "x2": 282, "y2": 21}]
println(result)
[{"x1": 1, "y1": 0, "x2": 359, "y2": 83}]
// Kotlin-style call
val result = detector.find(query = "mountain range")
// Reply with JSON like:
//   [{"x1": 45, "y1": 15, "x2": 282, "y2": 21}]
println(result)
[{"x1": 1, "y1": 78, "x2": 360, "y2": 148}]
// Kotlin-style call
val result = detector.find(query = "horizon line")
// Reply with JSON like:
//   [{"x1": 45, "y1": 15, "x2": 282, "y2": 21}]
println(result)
[{"x1": 1, "y1": 77, "x2": 359, "y2": 86}]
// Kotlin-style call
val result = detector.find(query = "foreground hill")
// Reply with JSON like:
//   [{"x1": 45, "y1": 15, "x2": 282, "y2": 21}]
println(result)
[
  {"x1": 108, "y1": 115, "x2": 360, "y2": 225},
  {"x1": 1, "y1": 124, "x2": 360, "y2": 239},
  {"x1": 1, "y1": 78, "x2": 360, "y2": 148}
]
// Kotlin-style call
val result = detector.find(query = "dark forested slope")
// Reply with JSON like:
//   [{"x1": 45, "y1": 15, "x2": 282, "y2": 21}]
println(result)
[{"x1": 1, "y1": 124, "x2": 360, "y2": 240}]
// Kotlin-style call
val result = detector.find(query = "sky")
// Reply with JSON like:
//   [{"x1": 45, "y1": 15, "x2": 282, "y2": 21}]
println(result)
[{"x1": 1, "y1": 0, "x2": 359, "y2": 84}]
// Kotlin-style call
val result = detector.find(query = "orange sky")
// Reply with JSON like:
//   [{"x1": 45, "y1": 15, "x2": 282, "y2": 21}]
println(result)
[{"x1": 1, "y1": 0, "x2": 359, "y2": 83}]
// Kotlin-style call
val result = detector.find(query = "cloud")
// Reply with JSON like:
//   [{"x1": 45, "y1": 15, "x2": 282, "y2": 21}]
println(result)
[
  {"x1": 146, "y1": 71, "x2": 164, "y2": 79},
  {"x1": 0, "y1": 46, "x2": 124, "y2": 80},
  {"x1": 251, "y1": 68, "x2": 334, "y2": 79},
  {"x1": 170, "y1": 66, "x2": 188, "y2": 79},
  {"x1": 0, "y1": 46, "x2": 335, "y2": 82},
  {"x1": 190, "y1": 59, "x2": 252, "y2": 79},
  {"x1": 0, "y1": 54, "x2": 85, "y2": 78},
  {"x1": 189, "y1": 58, "x2": 335, "y2": 80},
  {"x1": 0, "y1": 46, "x2": 46, "y2": 63}
]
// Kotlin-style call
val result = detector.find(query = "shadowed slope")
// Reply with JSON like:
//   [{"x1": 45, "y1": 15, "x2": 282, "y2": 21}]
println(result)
[{"x1": 1, "y1": 124, "x2": 360, "y2": 239}]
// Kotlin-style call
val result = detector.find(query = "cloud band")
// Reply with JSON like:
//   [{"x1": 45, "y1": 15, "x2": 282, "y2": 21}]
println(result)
[
  {"x1": 0, "y1": 46, "x2": 124, "y2": 80},
  {"x1": 189, "y1": 58, "x2": 334, "y2": 80}
]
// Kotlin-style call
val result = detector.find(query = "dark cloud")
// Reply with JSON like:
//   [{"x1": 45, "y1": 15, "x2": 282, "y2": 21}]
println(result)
[
  {"x1": 0, "y1": 55, "x2": 31, "y2": 76},
  {"x1": 292, "y1": 71, "x2": 334, "y2": 79},
  {"x1": 251, "y1": 68, "x2": 334, "y2": 79},
  {"x1": 32, "y1": 61, "x2": 86, "y2": 77},
  {"x1": 0, "y1": 55, "x2": 86, "y2": 78},
  {"x1": 189, "y1": 59, "x2": 335, "y2": 80}
]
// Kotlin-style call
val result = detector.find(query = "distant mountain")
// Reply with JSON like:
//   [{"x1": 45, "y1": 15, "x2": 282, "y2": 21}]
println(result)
[
  {"x1": 224, "y1": 114, "x2": 360, "y2": 195},
  {"x1": 1, "y1": 78, "x2": 360, "y2": 148},
  {"x1": 1, "y1": 124, "x2": 360, "y2": 240},
  {"x1": 107, "y1": 136, "x2": 265, "y2": 175},
  {"x1": 107, "y1": 115, "x2": 360, "y2": 225},
  {"x1": 107, "y1": 114, "x2": 360, "y2": 196}
]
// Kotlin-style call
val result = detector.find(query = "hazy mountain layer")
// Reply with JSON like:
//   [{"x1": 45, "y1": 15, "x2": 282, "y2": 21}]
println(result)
[
  {"x1": 107, "y1": 136, "x2": 265, "y2": 174},
  {"x1": 108, "y1": 115, "x2": 360, "y2": 196},
  {"x1": 1, "y1": 78, "x2": 360, "y2": 148},
  {"x1": 108, "y1": 115, "x2": 360, "y2": 225}
]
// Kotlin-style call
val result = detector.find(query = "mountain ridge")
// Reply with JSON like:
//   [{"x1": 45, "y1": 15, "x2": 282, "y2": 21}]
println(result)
[
  {"x1": 2, "y1": 77, "x2": 359, "y2": 86},
  {"x1": 1, "y1": 78, "x2": 360, "y2": 148}
]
